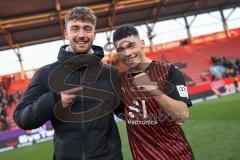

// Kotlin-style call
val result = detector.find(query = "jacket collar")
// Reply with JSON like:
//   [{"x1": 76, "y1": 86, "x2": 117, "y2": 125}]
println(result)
[{"x1": 57, "y1": 45, "x2": 104, "y2": 63}]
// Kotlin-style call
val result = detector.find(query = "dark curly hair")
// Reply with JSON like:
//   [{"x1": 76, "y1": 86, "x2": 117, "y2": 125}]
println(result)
[{"x1": 113, "y1": 24, "x2": 139, "y2": 45}]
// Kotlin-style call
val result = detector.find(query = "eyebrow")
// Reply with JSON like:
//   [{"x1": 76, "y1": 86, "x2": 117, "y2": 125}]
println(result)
[
  {"x1": 70, "y1": 25, "x2": 93, "y2": 29},
  {"x1": 120, "y1": 40, "x2": 132, "y2": 44},
  {"x1": 70, "y1": 25, "x2": 79, "y2": 29},
  {"x1": 118, "y1": 41, "x2": 135, "y2": 47},
  {"x1": 84, "y1": 26, "x2": 93, "y2": 29}
]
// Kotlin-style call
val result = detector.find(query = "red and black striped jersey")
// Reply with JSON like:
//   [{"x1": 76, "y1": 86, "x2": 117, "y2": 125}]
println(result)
[{"x1": 119, "y1": 61, "x2": 194, "y2": 160}]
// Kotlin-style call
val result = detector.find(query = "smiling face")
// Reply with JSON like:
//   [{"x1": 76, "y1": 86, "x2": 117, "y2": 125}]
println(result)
[
  {"x1": 65, "y1": 20, "x2": 96, "y2": 54},
  {"x1": 115, "y1": 35, "x2": 146, "y2": 70}
]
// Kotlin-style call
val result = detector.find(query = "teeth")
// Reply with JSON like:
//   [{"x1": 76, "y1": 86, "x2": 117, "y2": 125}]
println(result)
[
  {"x1": 76, "y1": 41, "x2": 87, "y2": 44},
  {"x1": 128, "y1": 58, "x2": 134, "y2": 62}
]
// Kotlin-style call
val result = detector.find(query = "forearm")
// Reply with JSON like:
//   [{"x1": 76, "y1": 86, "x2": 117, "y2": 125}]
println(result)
[
  {"x1": 153, "y1": 94, "x2": 189, "y2": 123},
  {"x1": 14, "y1": 92, "x2": 56, "y2": 130}
]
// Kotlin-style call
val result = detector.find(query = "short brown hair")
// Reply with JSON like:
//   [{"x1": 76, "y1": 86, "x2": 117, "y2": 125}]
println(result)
[{"x1": 65, "y1": 6, "x2": 97, "y2": 28}]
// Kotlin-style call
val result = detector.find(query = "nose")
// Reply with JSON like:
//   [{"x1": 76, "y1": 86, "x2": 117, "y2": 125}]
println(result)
[
  {"x1": 123, "y1": 49, "x2": 132, "y2": 57},
  {"x1": 77, "y1": 29, "x2": 86, "y2": 37}
]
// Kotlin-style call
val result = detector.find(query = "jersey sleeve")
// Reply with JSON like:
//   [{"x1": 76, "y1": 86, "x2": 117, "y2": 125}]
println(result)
[{"x1": 166, "y1": 64, "x2": 192, "y2": 107}]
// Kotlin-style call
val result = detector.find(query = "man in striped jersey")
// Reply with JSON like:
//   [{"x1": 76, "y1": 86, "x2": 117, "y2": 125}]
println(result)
[{"x1": 113, "y1": 24, "x2": 195, "y2": 160}]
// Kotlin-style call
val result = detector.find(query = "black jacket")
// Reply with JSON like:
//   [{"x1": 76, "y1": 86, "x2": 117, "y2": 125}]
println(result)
[{"x1": 13, "y1": 45, "x2": 123, "y2": 160}]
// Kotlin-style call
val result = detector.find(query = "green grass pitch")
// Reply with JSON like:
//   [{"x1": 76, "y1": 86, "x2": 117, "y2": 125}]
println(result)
[{"x1": 1, "y1": 93, "x2": 240, "y2": 160}]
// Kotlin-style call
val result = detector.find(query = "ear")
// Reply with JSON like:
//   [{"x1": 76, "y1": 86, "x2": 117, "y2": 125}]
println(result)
[
  {"x1": 140, "y1": 39, "x2": 145, "y2": 48},
  {"x1": 64, "y1": 29, "x2": 69, "y2": 40},
  {"x1": 93, "y1": 31, "x2": 96, "y2": 40}
]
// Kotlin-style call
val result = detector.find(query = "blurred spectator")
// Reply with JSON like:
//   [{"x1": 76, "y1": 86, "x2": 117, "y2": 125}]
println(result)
[
  {"x1": 0, "y1": 103, "x2": 10, "y2": 131},
  {"x1": 209, "y1": 65, "x2": 226, "y2": 80},
  {"x1": 0, "y1": 76, "x2": 24, "y2": 131},
  {"x1": 7, "y1": 94, "x2": 14, "y2": 106},
  {"x1": 2, "y1": 77, "x2": 11, "y2": 90},
  {"x1": 234, "y1": 77, "x2": 239, "y2": 92},
  {"x1": 235, "y1": 58, "x2": 240, "y2": 74},
  {"x1": 0, "y1": 118, "x2": 10, "y2": 131},
  {"x1": 0, "y1": 103, "x2": 7, "y2": 118},
  {"x1": 209, "y1": 56, "x2": 239, "y2": 81}
]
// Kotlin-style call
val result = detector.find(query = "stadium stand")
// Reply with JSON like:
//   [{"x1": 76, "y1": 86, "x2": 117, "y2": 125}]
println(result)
[
  {"x1": 191, "y1": 36, "x2": 240, "y2": 59},
  {"x1": 0, "y1": 77, "x2": 27, "y2": 131},
  {"x1": 5, "y1": 79, "x2": 29, "y2": 130},
  {"x1": 148, "y1": 46, "x2": 211, "y2": 84},
  {"x1": 143, "y1": 28, "x2": 240, "y2": 84}
]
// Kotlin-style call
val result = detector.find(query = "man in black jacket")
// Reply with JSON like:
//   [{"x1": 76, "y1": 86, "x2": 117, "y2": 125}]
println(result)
[{"x1": 13, "y1": 6, "x2": 123, "y2": 160}]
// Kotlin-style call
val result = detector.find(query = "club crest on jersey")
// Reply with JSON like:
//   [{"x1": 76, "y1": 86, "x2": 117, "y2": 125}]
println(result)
[{"x1": 176, "y1": 85, "x2": 189, "y2": 98}]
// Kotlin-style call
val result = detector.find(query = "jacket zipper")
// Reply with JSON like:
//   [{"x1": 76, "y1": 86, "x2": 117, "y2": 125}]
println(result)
[{"x1": 77, "y1": 68, "x2": 86, "y2": 160}]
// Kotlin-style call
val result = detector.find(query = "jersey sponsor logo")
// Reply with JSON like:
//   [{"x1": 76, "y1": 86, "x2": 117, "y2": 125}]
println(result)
[
  {"x1": 128, "y1": 100, "x2": 147, "y2": 119},
  {"x1": 127, "y1": 100, "x2": 158, "y2": 125},
  {"x1": 127, "y1": 119, "x2": 158, "y2": 125},
  {"x1": 176, "y1": 85, "x2": 189, "y2": 98}
]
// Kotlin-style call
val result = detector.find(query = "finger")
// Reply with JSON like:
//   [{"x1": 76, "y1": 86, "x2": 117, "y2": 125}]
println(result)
[
  {"x1": 66, "y1": 95, "x2": 76, "y2": 101},
  {"x1": 63, "y1": 97, "x2": 75, "y2": 106},
  {"x1": 69, "y1": 94, "x2": 76, "y2": 99},
  {"x1": 134, "y1": 80, "x2": 155, "y2": 86},
  {"x1": 61, "y1": 94, "x2": 75, "y2": 99},
  {"x1": 61, "y1": 95, "x2": 75, "y2": 104},
  {"x1": 133, "y1": 80, "x2": 144, "y2": 86},
  {"x1": 61, "y1": 86, "x2": 83, "y2": 94},
  {"x1": 136, "y1": 85, "x2": 145, "y2": 90}
]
